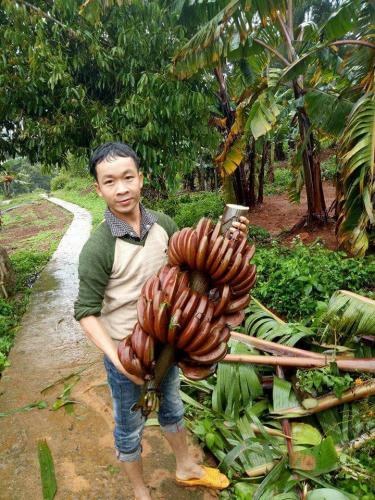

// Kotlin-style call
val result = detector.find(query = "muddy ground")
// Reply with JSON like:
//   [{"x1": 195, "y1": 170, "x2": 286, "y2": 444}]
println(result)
[{"x1": 249, "y1": 182, "x2": 338, "y2": 250}]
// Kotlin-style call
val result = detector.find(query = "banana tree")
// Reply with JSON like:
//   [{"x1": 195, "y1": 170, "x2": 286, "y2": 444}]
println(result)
[{"x1": 173, "y1": 0, "x2": 375, "y2": 225}]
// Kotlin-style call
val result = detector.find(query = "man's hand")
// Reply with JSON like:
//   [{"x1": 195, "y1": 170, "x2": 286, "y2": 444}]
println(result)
[
  {"x1": 114, "y1": 358, "x2": 145, "y2": 386},
  {"x1": 228, "y1": 215, "x2": 250, "y2": 239},
  {"x1": 79, "y1": 315, "x2": 145, "y2": 385}
]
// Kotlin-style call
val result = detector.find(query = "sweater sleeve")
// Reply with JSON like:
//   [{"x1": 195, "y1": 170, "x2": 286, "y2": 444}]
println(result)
[{"x1": 74, "y1": 223, "x2": 115, "y2": 321}]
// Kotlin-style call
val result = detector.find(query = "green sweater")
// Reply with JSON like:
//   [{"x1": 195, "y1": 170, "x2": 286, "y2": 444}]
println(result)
[{"x1": 74, "y1": 209, "x2": 177, "y2": 340}]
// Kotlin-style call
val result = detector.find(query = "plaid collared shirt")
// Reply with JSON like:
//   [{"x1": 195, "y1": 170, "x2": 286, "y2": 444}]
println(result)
[{"x1": 104, "y1": 204, "x2": 157, "y2": 240}]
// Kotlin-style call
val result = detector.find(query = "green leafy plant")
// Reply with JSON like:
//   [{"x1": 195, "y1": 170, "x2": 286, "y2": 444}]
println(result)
[
  {"x1": 252, "y1": 241, "x2": 375, "y2": 321},
  {"x1": 264, "y1": 168, "x2": 294, "y2": 196},
  {"x1": 296, "y1": 363, "x2": 354, "y2": 399},
  {"x1": 145, "y1": 191, "x2": 225, "y2": 228}
]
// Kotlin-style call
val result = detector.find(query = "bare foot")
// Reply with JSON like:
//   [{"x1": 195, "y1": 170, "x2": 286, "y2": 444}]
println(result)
[
  {"x1": 176, "y1": 462, "x2": 204, "y2": 480},
  {"x1": 134, "y1": 486, "x2": 152, "y2": 500}
]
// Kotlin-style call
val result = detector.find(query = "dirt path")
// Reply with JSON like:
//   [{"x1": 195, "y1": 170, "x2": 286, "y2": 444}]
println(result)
[{"x1": 0, "y1": 198, "x2": 213, "y2": 500}]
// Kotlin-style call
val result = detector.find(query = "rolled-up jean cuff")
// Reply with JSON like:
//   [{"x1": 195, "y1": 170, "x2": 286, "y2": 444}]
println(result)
[
  {"x1": 160, "y1": 417, "x2": 185, "y2": 434},
  {"x1": 116, "y1": 446, "x2": 142, "y2": 462}
]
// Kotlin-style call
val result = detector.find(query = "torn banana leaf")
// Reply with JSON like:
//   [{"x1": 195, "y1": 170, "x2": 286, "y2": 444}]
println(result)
[
  {"x1": 272, "y1": 376, "x2": 299, "y2": 412},
  {"x1": 291, "y1": 423, "x2": 322, "y2": 446},
  {"x1": 290, "y1": 436, "x2": 338, "y2": 475},
  {"x1": 0, "y1": 400, "x2": 48, "y2": 418}
]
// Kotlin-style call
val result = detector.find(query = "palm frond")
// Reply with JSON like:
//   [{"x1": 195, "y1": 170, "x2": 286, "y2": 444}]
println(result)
[
  {"x1": 172, "y1": 0, "x2": 248, "y2": 79},
  {"x1": 320, "y1": 0, "x2": 359, "y2": 42},
  {"x1": 321, "y1": 290, "x2": 375, "y2": 344},
  {"x1": 212, "y1": 340, "x2": 263, "y2": 418},
  {"x1": 336, "y1": 92, "x2": 375, "y2": 256},
  {"x1": 245, "y1": 298, "x2": 314, "y2": 346}
]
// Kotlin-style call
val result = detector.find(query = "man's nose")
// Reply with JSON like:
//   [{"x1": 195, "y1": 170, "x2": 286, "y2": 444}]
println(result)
[{"x1": 116, "y1": 179, "x2": 129, "y2": 194}]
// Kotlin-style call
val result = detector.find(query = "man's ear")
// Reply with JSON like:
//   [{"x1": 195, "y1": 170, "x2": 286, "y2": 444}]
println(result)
[
  {"x1": 139, "y1": 171, "x2": 144, "y2": 189},
  {"x1": 95, "y1": 182, "x2": 103, "y2": 198}
]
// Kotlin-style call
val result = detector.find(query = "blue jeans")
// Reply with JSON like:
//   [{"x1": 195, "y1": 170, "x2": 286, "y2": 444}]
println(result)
[{"x1": 104, "y1": 356, "x2": 184, "y2": 462}]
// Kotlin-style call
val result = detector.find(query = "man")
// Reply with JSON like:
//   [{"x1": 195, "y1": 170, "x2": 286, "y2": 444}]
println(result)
[{"x1": 74, "y1": 142, "x2": 249, "y2": 499}]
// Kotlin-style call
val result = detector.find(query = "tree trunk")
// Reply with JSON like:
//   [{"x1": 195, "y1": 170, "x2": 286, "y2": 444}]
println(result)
[
  {"x1": 247, "y1": 139, "x2": 257, "y2": 207},
  {"x1": 294, "y1": 83, "x2": 327, "y2": 222},
  {"x1": 275, "y1": 142, "x2": 285, "y2": 161},
  {"x1": 258, "y1": 140, "x2": 269, "y2": 204},
  {"x1": 198, "y1": 167, "x2": 205, "y2": 191},
  {"x1": 268, "y1": 142, "x2": 275, "y2": 183},
  {"x1": 233, "y1": 165, "x2": 246, "y2": 204},
  {"x1": 0, "y1": 246, "x2": 16, "y2": 298},
  {"x1": 213, "y1": 168, "x2": 218, "y2": 191}
]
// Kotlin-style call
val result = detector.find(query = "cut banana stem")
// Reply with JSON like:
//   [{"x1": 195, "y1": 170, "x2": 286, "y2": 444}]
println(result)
[{"x1": 230, "y1": 332, "x2": 326, "y2": 359}]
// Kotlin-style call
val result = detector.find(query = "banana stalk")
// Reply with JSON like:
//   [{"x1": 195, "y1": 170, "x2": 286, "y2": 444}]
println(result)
[
  {"x1": 272, "y1": 379, "x2": 375, "y2": 417},
  {"x1": 133, "y1": 344, "x2": 175, "y2": 416},
  {"x1": 223, "y1": 354, "x2": 375, "y2": 373},
  {"x1": 230, "y1": 331, "x2": 326, "y2": 359}
]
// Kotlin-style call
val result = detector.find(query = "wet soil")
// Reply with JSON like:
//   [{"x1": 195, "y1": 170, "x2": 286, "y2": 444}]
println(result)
[
  {"x1": 249, "y1": 182, "x2": 338, "y2": 250},
  {"x1": 0, "y1": 197, "x2": 217, "y2": 500}
]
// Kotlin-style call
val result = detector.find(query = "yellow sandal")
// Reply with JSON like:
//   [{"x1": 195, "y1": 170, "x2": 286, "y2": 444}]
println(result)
[{"x1": 176, "y1": 466, "x2": 229, "y2": 490}]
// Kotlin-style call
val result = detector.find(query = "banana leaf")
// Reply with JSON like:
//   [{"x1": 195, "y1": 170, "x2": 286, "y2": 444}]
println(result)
[
  {"x1": 37, "y1": 440, "x2": 57, "y2": 500},
  {"x1": 321, "y1": 290, "x2": 375, "y2": 344}
]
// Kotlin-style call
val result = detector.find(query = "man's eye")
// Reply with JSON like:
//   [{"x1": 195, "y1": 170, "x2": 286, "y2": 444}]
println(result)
[
  {"x1": 125, "y1": 176, "x2": 134, "y2": 180},
  {"x1": 104, "y1": 180, "x2": 113, "y2": 185}
]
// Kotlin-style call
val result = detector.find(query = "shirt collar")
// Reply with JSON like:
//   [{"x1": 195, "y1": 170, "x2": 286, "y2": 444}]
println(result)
[{"x1": 105, "y1": 204, "x2": 157, "y2": 240}]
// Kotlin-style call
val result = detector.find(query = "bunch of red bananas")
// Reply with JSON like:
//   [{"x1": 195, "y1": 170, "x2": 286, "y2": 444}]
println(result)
[{"x1": 118, "y1": 217, "x2": 256, "y2": 381}]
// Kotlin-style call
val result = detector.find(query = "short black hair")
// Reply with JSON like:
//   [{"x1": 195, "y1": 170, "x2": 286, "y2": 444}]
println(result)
[{"x1": 89, "y1": 142, "x2": 140, "y2": 180}]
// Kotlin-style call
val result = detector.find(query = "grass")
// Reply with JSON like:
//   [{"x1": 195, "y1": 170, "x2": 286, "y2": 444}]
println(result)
[
  {"x1": 0, "y1": 192, "x2": 45, "y2": 210},
  {"x1": 52, "y1": 177, "x2": 105, "y2": 228},
  {"x1": 264, "y1": 167, "x2": 293, "y2": 196}
]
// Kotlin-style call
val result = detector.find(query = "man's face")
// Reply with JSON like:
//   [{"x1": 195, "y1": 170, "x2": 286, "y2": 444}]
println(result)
[{"x1": 95, "y1": 156, "x2": 144, "y2": 220}]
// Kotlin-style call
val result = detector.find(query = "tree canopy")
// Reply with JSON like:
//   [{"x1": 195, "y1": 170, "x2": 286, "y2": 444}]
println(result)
[{"x1": 0, "y1": 0, "x2": 219, "y2": 186}]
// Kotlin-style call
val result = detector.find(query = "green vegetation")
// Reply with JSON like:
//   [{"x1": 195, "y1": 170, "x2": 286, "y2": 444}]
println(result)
[
  {"x1": 181, "y1": 294, "x2": 375, "y2": 499},
  {"x1": 146, "y1": 191, "x2": 225, "y2": 228},
  {"x1": 0, "y1": 157, "x2": 52, "y2": 197},
  {"x1": 53, "y1": 177, "x2": 105, "y2": 228},
  {"x1": 296, "y1": 363, "x2": 354, "y2": 399},
  {"x1": 0, "y1": 251, "x2": 51, "y2": 371},
  {"x1": 252, "y1": 241, "x2": 374, "y2": 321},
  {"x1": 0, "y1": 1, "x2": 218, "y2": 188},
  {"x1": 264, "y1": 168, "x2": 293, "y2": 196}
]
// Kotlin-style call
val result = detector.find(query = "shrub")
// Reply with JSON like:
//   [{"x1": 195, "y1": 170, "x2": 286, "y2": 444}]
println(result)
[
  {"x1": 321, "y1": 156, "x2": 338, "y2": 181},
  {"x1": 65, "y1": 151, "x2": 89, "y2": 178},
  {"x1": 144, "y1": 191, "x2": 225, "y2": 228},
  {"x1": 11, "y1": 251, "x2": 51, "y2": 290},
  {"x1": 264, "y1": 167, "x2": 293, "y2": 195},
  {"x1": 0, "y1": 251, "x2": 52, "y2": 371},
  {"x1": 50, "y1": 172, "x2": 70, "y2": 191},
  {"x1": 248, "y1": 225, "x2": 271, "y2": 243},
  {"x1": 252, "y1": 240, "x2": 375, "y2": 321}
]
